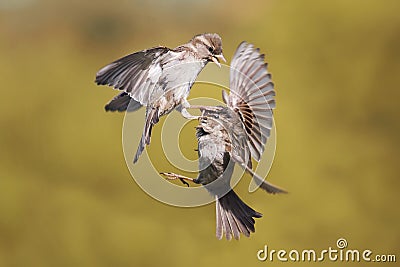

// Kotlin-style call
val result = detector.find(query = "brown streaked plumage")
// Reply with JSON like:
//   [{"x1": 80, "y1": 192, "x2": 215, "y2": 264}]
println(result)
[
  {"x1": 95, "y1": 33, "x2": 225, "y2": 163},
  {"x1": 162, "y1": 42, "x2": 286, "y2": 240}
]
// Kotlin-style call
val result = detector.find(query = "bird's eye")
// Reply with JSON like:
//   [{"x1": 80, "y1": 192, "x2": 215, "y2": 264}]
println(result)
[
  {"x1": 208, "y1": 46, "x2": 214, "y2": 53},
  {"x1": 213, "y1": 114, "x2": 219, "y2": 119}
]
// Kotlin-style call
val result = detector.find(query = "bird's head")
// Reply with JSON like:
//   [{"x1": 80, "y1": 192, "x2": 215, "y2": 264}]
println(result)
[
  {"x1": 198, "y1": 107, "x2": 232, "y2": 135},
  {"x1": 190, "y1": 33, "x2": 226, "y2": 67}
]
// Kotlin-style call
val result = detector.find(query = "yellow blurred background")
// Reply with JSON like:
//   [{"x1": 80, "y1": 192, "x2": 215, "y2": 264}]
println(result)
[{"x1": 0, "y1": 0, "x2": 399, "y2": 266}]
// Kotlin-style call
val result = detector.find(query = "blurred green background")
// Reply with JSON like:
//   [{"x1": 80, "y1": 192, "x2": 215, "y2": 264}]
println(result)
[{"x1": 1, "y1": 0, "x2": 399, "y2": 266}]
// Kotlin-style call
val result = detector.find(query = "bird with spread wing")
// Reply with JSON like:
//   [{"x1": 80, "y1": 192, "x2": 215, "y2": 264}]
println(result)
[
  {"x1": 95, "y1": 33, "x2": 225, "y2": 163},
  {"x1": 162, "y1": 42, "x2": 287, "y2": 240}
]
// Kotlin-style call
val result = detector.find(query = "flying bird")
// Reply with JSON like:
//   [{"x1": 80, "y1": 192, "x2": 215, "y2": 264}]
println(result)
[
  {"x1": 162, "y1": 42, "x2": 287, "y2": 240},
  {"x1": 95, "y1": 33, "x2": 225, "y2": 163}
]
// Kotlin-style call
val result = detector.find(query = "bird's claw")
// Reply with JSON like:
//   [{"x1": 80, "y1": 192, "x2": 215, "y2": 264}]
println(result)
[
  {"x1": 160, "y1": 172, "x2": 193, "y2": 187},
  {"x1": 180, "y1": 179, "x2": 190, "y2": 187}
]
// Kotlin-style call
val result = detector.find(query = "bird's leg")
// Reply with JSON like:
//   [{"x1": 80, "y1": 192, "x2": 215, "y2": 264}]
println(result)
[
  {"x1": 180, "y1": 108, "x2": 199, "y2": 120},
  {"x1": 178, "y1": 101, "x2": 222, "y2": 119},
  {"x1": 177, "y1": 101, "x2": 199, "y2": 120},
  {"x1": 186, "y1": 105, "x2": 222, "y2": 111},
  {"x1": 160, "y1": 172, "x2": 195, "y2": 187}
]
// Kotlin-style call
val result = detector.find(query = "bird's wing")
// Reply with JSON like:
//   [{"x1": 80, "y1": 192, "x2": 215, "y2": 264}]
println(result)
[
  {"x1": 226, "y1": 41, "x2": 275, "y2": 162},
  {"x1": 228, "y1": 117, "x2": 253, "y2": 169},
  {"x1": 199, "y1": 108, "x2": 252, "y2": 169},
  {"x1": 231, "y1": 154, "x2": 287, "y2": 194},
  {"x1": 104, "y1": 92, "x2": 142, "y2": 112},
  {"x1": 95, "y1": 46, "x2": 171, "y2": 106}
]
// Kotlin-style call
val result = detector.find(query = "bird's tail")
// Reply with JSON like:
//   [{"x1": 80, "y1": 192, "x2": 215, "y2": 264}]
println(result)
[
  {"x1": 216, "y1": 190, "x2": 262, "y2": 240},
  {"x1": 133, "y1": 107, "x2": 159, "y2": 163}
]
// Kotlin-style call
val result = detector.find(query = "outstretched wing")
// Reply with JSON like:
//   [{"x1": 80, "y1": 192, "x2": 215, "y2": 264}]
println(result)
[
  {"x1": 95, "y1": 47, "x2": 170, "y2": 105},
  {"x1": 226, "y1": 42, "x2": 275, "y2": 162}
]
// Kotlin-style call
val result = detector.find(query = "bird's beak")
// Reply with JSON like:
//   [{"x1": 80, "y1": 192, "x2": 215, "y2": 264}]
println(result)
[
  {"x1": 216, "y1": 54, "x2": 226, "y2": 63},
  {"x1": 211, "y1": 56, "x2": 221, "y2": 68},
  {"x1": 211, "y1": 54, "x2": 226, "y2": 68}
]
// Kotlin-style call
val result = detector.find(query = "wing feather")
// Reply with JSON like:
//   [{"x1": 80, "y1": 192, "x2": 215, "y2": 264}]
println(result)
[
  {"x1": 231, "y1": 154, "x2": 287, "y2": 195},
  {"x1": 228, "y1": 42, "x2": 276, "y2": 161},
  {"x1": 95, "y1": 47, "x2": 170, "y2": 106}
]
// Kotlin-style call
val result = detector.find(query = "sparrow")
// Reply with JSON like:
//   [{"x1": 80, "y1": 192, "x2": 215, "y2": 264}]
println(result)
[
  {"x1": 95, "y1": 33, "x2": 226, "y2": 163},
  {"x1": 162, "y1": 42, "x2": 287, "y2": 240}
]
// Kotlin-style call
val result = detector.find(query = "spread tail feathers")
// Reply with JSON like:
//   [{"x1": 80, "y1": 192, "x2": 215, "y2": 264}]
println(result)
[
  {"x1": 133, "y1": 107, "x2": 159, "y2": 163},
  {"x1": 216, "y1": 190, "x2": 262, "y2": 240}
]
